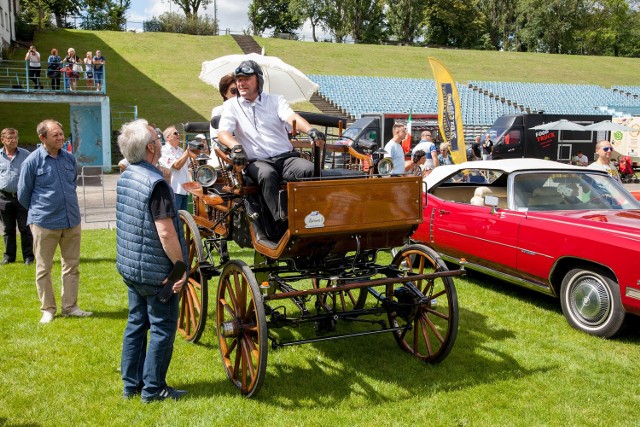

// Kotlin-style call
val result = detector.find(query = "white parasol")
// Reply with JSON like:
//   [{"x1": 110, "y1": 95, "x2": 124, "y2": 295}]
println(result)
[
  {"x1": 582, "y1": 120, "x2": 635, "y2": 132},
  {"x1": 529, "y1": 119, "x2": 587, "y2": 131},
  {"x1": 198, "y1": 53, "x2": 319, "y2": 104}
]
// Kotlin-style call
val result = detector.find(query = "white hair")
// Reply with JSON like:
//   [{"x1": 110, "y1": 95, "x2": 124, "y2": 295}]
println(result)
[{"x1": 117, "y1": 119, "x2": 151, "y2": 164}]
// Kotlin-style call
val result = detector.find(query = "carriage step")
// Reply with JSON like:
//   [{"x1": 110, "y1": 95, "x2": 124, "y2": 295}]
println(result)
[{"x1": 272, "y1": 326, "x2": 405, "y2": 348}]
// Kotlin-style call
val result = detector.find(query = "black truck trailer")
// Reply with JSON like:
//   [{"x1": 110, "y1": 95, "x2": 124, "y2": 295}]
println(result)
[{"x1": 488, "y1": 113, "x2": 611, "y2": 162}]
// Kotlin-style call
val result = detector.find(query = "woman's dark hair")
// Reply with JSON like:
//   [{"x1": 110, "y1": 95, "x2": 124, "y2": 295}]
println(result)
[
  {"x1": 218, "y1": 74, "x2": 235, "y2": 100},
  {"x1": 412, "y1": 149, "x2": 426, "y2": 164}
]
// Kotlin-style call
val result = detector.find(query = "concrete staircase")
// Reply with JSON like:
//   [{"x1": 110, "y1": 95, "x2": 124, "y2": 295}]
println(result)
[
  {"x1": 310, "y1": 92, "x2": 352, "y2": 122},
  {"x1": 231, "y1": 35, "x2": 262, "y2": 54}
]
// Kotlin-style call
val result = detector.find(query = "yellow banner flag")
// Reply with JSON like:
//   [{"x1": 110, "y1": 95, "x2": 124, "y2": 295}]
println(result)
[{"x1": 428, "y1": 57, "x2": 466, "y2": 165}]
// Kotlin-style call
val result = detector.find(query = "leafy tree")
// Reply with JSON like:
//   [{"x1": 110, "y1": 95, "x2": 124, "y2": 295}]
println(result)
[
  {"x1": 386, "y1": 0, "x2": 427, "y2": 43},
  {"x1": 424, "y1": 0, "x2": 486, "y2": 48},
  {"x1": 289, "y1": 0, "x2": 328, "y2": 41},
  {"x1": 170, "y1": 0, "x2": 213, "y2": 19},
  {"x1": 247, "y1": 0, "x2": 303, "y2": 36},
  {"x1": 322, "y1": 0, "x2": 351, "y2": 42},
  {"x1": 516, "y1": 0, "x2": 588, "y2": 53},
  {"x1": 82, "y1": 0, "x2": 130, "y2": 31},
  {"x1": 580, "y1": 0, "x2": 639, "y2": 56},
  {"x1": 350, "y1": 0, "x2": 386, "y2": 43},
  {"x1": 20, "y1": 0, "x2": 83, "y2": 28},
  {"x1": 477, "y1": 0, "x2": 518, "y2": 50}
]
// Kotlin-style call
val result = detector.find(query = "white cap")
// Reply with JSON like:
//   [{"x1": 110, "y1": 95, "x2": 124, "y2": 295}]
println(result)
[{"x1": 195, "y1": 134, "x2": 206, "y2": 140}]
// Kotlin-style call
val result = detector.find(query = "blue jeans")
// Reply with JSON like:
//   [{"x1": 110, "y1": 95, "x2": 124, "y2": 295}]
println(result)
[
  {"x1": 121, "y1": 283, "x2": 179, "y2": 398},
  {"x1": 175, "y1": 194, "x2": 189, "y2": 212}
]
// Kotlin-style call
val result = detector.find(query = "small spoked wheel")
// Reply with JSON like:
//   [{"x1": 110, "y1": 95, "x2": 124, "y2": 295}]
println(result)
[
  {"x1": 216, "y1": 260, "x2": 268, "y2": 397},
  {"x1": 177, "y1": 210, "x2": 208, "y2": 343},
  {"x1": 388, "y1": 244, "x2": 458, "y2": 363},
  {"x1": 560, "y1": 267, "x2": 625, "y2": 338},
  {"x1": 315, "y1": 278, "x2": 368, "y2": 312}
]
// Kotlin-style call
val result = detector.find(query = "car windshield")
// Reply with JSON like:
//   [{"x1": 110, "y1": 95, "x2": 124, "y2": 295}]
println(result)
[{"x1": 512, "y1": 171, "x2": 640, "y2": 211}]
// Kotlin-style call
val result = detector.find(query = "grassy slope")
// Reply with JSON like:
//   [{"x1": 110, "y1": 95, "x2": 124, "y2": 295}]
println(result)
[{"x1": 2, "y1": 30, "x2": 640, "y2": 145}]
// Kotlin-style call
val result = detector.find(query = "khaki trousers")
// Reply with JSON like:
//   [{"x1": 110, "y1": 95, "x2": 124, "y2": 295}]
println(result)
[{"x1": 30, "y1": 223, "x2": 81, "y2": 315}]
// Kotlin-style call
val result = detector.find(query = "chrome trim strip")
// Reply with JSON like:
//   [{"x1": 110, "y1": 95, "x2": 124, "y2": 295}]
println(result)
[
  {"x1": 440, "y1": 253, "x2": 555, "y2": 296},
  {"x1": 438, "y1": 228, "x2": 554, "y2": 260},
  {"x1": 626, "y1": 287, "x2": 640, "y2": 301}
]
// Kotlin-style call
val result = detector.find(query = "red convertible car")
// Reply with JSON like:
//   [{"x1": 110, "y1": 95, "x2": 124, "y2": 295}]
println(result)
[{"x1": 413, "y1": 158, "x2": 640, "y2": 338}]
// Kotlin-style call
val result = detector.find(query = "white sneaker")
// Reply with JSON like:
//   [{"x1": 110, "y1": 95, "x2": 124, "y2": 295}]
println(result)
[
  {"x1": 64, "y1": 308, "x2": 93, "y2": 317},
  {"x1": 40, "y1": 312, "x2": 54, "y2": 324}
]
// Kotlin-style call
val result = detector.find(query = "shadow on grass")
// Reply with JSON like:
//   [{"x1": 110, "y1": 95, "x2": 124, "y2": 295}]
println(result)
[
  {"x1": 212, "y1": 305, "x2": 554, "y2": 408},
  {"x1": 465, "y1": 271, "x2": 640, "y2": 342},
  {"x1": 0, "y1": 417, "x2": 41, "y2": 427}
]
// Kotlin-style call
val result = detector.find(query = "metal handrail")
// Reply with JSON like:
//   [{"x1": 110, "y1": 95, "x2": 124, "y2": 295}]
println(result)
[{"x1": 0, "y1": 59, "x2": 106, "y2": 94}]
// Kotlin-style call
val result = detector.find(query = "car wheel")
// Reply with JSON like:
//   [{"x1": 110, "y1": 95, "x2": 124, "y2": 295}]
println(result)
[{"x1": 560, "y1": 268, "x2": 625, "y2": 338}]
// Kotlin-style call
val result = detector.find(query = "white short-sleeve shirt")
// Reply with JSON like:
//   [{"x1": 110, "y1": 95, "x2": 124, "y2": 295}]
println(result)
[
  {"x1": 218, "y1": 93, "x2": 295, "y2": 161},
  {"x1": 158, "y1": 145, "x2": 191, "y2": 195}
]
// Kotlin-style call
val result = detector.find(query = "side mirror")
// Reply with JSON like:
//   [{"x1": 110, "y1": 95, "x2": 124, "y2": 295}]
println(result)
[{"x1": 484, "y1": 195, "x2": 499, "y2": 213}]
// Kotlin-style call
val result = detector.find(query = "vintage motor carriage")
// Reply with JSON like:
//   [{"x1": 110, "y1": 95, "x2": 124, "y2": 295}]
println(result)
[{"x1": 176, "y1": 116, "x2": 463, "y2": 397}]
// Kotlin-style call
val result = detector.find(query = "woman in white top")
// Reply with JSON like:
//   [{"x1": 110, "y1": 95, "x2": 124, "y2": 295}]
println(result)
[
  {"x1": 84, "y1": 51, "x2": 94, "y2": 89},
  {"x1": 587, "y1": 140, "x2": 622, "y2": 182},
  {"x1": 25, "y1": 45, "x2": 42, "y2": 89}
]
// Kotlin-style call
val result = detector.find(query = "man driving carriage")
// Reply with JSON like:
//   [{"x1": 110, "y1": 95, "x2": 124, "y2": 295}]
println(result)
[{"x1": 217, "y1": 60, "x2": 326, "y2": 224}]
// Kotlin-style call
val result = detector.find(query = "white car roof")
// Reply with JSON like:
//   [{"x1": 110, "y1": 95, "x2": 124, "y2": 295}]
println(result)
[{"x1": 425, "y1": 158, "x2": 590, "y2": 188}]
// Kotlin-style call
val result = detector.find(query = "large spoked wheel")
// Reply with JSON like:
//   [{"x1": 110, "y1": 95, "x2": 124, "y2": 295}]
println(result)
[
  {"x1": 177, "y1": 210, "x2": 208, "y2": 343},
  {"x1": 216, "y1": 260, "x2": 268, "y2": 398},
  {"x1": 560, "y1": 267, "x2": 625, "y2": 338},
  {"x1": 388, "y1": 244, "x2": 458, "y2": 363}
]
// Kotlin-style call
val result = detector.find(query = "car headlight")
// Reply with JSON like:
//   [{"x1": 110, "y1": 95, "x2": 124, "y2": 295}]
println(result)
[{"x1": 195, "y1": 165, "x2": 218, "y2": 187}]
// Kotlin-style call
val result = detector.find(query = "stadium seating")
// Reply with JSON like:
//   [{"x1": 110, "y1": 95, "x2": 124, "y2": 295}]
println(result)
[{"x1": 308, "y1": 75, "x2": 640, "y2": 128}]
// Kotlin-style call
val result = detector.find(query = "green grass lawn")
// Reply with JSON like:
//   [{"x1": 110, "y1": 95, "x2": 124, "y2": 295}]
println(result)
[
  {"x1": 1, "y1": 229, "x2": 639, "y2": 426},
  {"x1": 2, "y1": 30, "x2": 640, "y2": 146}
]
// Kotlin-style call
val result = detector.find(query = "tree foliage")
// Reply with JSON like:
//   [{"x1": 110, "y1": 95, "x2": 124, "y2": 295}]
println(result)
[
  {"x1": 81, "y1": 0, "x2": 130, "y2": 31},
  {"x1": 247, "y1": 0, "x2": 304, "y2": 36},
  {"x1": 170, "y1": 0, "x2": 213, "y2": 19},
  {"x1": 386, "y1": 0, "x2": 428, "y2": 43},
  {"x1": 423, "y1": 0, "x2": 486, "y2": 48}
]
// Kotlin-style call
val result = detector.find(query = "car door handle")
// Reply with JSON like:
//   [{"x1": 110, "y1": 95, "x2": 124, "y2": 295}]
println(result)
[{"x1": 439, "y1": 209, "x2": 450, "y2": 215}]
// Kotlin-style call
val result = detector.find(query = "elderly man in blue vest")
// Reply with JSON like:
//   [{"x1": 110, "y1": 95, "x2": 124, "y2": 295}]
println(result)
[{"x1": 115, "y1": 119, "x2": 188, "y2": 403}]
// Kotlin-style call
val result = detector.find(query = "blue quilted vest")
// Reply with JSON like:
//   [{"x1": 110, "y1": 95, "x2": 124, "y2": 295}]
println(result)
[{"x1": 116, "y1": 161, "x2": 187, "y2": 286}]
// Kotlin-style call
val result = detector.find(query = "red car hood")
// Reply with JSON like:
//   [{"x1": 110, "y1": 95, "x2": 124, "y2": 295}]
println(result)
[{"x1": 530, "y1": 209, "x2": 640, "y2": 232}]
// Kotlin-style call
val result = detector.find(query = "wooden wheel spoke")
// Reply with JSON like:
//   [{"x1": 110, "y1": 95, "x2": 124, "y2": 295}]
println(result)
[
  {"x1": 220, "y1": 298, "x2": 236, "y2": 318},
  {"x1": 224, "y1": 337, "x2": 238, "y2": 359},
  {"x1": 243, "y1": 300, "x2": 256, "y2": 324},
  {"x1": 225, "y1": 279, "x2": 239, "y2": 311},
  {"x1": 421, "y1": 311, "x2": 445, "y2": 344},
  {"x1": 240, "y1": 336, "x2": 257, "y2": 382},
  {"x1": 417, "y1": 314, "x2": 435, "y2": 355},
  {"x1": 426, "y1": 307, "x2": 450, "y2": 321},
  {"x1": 187, "y1": 283, "x2": 202, "y2": 315}
]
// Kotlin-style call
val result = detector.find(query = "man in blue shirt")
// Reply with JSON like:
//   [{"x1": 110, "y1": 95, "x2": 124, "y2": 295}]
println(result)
[
  {"x1": 0, "y1": 128, "x2": 33, "y2": 265},
  {"x1": 18, "y1": 119, "x2": 92, "y2": 324}
]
